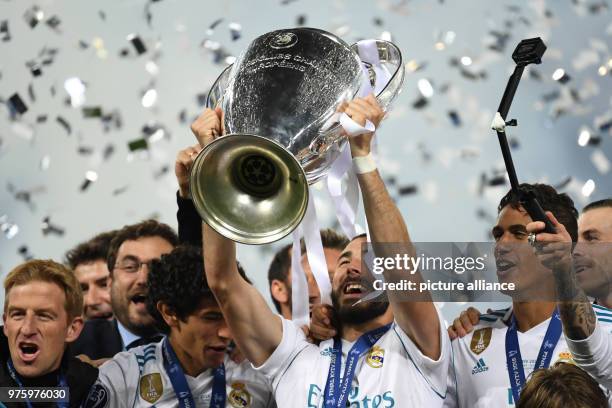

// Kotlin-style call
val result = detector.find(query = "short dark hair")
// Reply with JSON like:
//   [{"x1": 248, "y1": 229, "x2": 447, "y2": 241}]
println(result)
[
  {"x1": 267, "y1": 229, "x2": 349, "y2": 313},
  {"x1": 517, "y1": 362, "x2": 607, "y2": 408},
  {"x1": 267, "y1": 244, "x2": 292, "y2": 313},
  {"x1": 498, "y1": 183, "x2": 578, "y2": 242},
  {"x1": 65, "y1": 230, "x2": 117, "y2": 270},
  {"x1": 583, "y1": 198, "x2": 612, "y2": 213},
  {"x1": 106, "y1": 220, "x2": 178, "y2": 273},
  {"x1": 146, "y1": 245, "x2": 248, "y2": 334}
]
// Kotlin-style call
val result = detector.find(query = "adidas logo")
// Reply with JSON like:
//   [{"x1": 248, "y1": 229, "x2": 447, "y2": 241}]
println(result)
[
  {"x1": 320, "y1": 347, "x2": 334, "y2": 357},
  {"x1": 472, "y1": 358, "x2": 489, "y2": 375}
]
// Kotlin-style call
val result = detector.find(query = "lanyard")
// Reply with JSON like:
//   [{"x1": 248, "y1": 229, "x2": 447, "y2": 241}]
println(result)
[
  {"x1": 505, "y1": 308, "x2": 562, "y2": 403},
  {"x1": 323, "y1": 324, "x2": 391, "y2": 408},
  {"x1": 162, "y1": 338, "x2": 226, "y2": 408},
  {"x1": 6, "y1": 359, "x2": 68, "y2": 408}
]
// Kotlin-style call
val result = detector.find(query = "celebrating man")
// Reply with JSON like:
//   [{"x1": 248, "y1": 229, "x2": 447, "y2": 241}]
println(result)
[
  {"x1": 70, "y1": 220, "x2": 177, "y2": 360},
  {"x1": 1, "y1": 260, "x2": 99, "y2": 407},
  {"x1": 525, "y1": 198, "x2": 612, "y2": 394},
  {"x1": 65, "y1": 230, "x2": 117, "y2": 320},
  {"x1": 86, "y1": 245, "x2": 274, "y2": 407},
  {"x1": 197, "y1": 97, "x2": 450, "y2": 407},
  {"x1": 444, "y1": 185, "x2": 612, "y2": 407}
]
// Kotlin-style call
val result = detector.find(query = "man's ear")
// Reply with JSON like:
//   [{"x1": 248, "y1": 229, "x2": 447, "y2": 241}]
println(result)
[
  {"x1": 270, "y1": 279, "x2": 289, "y2": 304},
  {"x1": 65, "y1": 316, "x2": 84, "y2": 343},
  {"x1": 158, "y1": 302, "x2": 180, "y2": 330}
]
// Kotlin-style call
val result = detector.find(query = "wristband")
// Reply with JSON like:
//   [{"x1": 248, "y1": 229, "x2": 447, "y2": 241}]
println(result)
[{"x1": 352, "y1": 153, "x2": 377, "y2": 174}]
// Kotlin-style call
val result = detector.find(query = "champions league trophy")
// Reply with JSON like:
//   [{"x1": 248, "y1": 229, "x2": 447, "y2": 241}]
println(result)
[{"x1": 190, "y1": 27, "x2": 404, "y2": 244}]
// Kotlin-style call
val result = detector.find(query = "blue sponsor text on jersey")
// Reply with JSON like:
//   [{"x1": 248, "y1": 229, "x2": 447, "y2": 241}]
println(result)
[{"x1": 308, "y1": 384, "x2": 395, "y2": 408}]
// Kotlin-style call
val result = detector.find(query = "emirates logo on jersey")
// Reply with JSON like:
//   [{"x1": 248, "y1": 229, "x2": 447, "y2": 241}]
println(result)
[
  {"x1": 229, "y1": 382, "x2": 252, "y2": 407},
  {"x1": 470, "y1": 328, "x2": 492, "y2": 355},
  {"x1": 139, "y1": 373, "x2": 163, "y2": 403}
]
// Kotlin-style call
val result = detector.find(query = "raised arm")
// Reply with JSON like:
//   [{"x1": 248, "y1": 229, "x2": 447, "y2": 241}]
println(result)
[
  {"x1": 527, "y1": 212, "x2": 596, "y2": 340},
  {"x1": 192, "y1": 108, "x2": 282, "y2": 367},
  {"x1": 345, "y1": 95, "x2": 441, "y2": 359}
]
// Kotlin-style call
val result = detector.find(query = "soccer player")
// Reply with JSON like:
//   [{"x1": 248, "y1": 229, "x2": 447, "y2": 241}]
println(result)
[
  {"x1": 85, "y1": 245, "x2": 274, "y2": 407},
  {"x1": 444, "y1": 184, "x2": 612, "y2": 407},
  {"x1": 1, "y1": 260, "x2": 99, "y2": 407},
  {"x1": 516, "y1": 362, "x2": 607, "y2": 408},
  {"x1": 65, "y1": 230, "x2": 117, "y2": 320},
  {"x1": 526, "y1": 198, "x2": 612, "y2": 394},
  {"x1": 267, "y1": 230, "x2": 348, "y2": 319},
  {"x1": 197, "y1": 97, "x2": 450, "y2": 407}
]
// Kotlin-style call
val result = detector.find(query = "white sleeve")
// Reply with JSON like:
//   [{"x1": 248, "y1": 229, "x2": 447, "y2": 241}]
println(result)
[
  {"x1": 566, "y1": 320, "x2": 612, "y2": 391},
  {"x1": 392, "y1": 306, "x2": 451, "y2": 398},
  {"x1": 252, "y1": 316, "x2": 310, "y2": 388},
  {"x1": 83, "y1": 353, "x2": 133, "y2": 408}
]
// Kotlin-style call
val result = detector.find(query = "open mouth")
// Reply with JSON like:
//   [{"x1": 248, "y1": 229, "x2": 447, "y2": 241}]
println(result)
[
  {"x1": 496, "y1": 258, "x2": 516, "y2": 274},
  {"x1": 342, "y1": 282, "x2": 368, "y2": 298},
  {"x1": 130, "y1": 294, "x2": 147, "y2": 306},
  {"x1": 18, "y1": 342, "x2": 40, "y2": 363}
]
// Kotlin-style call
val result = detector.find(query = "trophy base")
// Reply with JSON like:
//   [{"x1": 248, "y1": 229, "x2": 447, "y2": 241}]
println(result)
[{"x1": 190, "y1": 134, "x2": 309, "y2": 245}]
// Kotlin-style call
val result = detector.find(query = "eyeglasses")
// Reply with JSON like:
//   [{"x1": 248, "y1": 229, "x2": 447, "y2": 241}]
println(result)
[{"x1": 114, "y1": 259, "x2": 151, "y2": 273}]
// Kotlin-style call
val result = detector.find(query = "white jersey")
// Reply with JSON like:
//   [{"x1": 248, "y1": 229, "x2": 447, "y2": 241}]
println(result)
[
  {"x1": 254, "y1": 310, "x2": 450, "y2": 408},
  {"x1": 566, "y1": 303, "x2": 612, "y2": 392},
  {"x1": 444, "y1": 306, "x2": 612, "y2": 407},
  {"x1": 85, "y1": 340, "x2": 276, "y2": 408}
]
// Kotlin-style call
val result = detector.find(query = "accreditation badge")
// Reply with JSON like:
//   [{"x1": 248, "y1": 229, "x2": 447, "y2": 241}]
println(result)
[{"x1": 139, "y1": 373, "x2": 163, "y2": 403}]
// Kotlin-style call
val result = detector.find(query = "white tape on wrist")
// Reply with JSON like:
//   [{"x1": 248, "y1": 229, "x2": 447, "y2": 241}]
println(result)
[{"x1": 352, "y1": 153, "x2": 377, "y2": 174}]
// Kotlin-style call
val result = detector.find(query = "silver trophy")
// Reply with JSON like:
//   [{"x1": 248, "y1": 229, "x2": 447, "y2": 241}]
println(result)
[{"x1": 190, "y1": 28, "x2": 404, "y2": 244}]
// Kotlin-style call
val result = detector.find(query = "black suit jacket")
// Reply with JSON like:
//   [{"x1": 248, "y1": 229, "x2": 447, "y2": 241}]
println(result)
[
  {"x1": 68, "y1": 318, "x2": 123, "y2": 360},
  {"x1": 0, "y1": 329, "x2": 98, "y2": 408}
]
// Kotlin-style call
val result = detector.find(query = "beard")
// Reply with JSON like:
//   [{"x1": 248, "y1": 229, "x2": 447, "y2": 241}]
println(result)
[{"x1": 331, "y1": 287, "x2": 389, "y2": 326}]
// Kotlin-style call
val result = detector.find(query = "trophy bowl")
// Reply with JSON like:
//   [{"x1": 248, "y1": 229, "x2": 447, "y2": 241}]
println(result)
[{"x1": 190, "y1": 28, "x2": 404, "y2": 244}]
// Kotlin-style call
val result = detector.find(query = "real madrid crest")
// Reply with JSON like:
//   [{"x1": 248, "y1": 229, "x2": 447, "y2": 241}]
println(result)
[
  {"x1": 366, "y1": 346, "x2": 385, "y2": 369},
  {"x1": 269, "y1": 32, "x2": 298, "y2": 49},
  {"x1": 228, "y1": 382, "x2": 252, "y2": 408},
  {"x1": 470, "y1": 328, "x2": 492, "y2": 355},
  {"x1": 139, "y1": 373, "x2": 163, "y2": 404}
]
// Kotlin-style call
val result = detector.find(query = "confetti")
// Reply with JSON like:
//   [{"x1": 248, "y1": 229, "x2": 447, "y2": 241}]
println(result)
[
  {"x1": 82, "y1": 106, "x2": 102, "y2": 118},
  {"x1": 229, "y1": 22, "x2": 242, "y2": 41},
  {"x1": 0, "y1": 20, "x2": 10, "y2": 41},
  {"x1": 64, "y1": 77, "x2": 86, "y2": 108},
  {"x1": 80, "y1": 171, "x2": 99, "y2": 191},
  {"x1": 24, "y1": 6, "x2": 44, "y2": 29},
  {"x1": 56, "y1": 116, "x2": 72, "y2": 135},
  {"x1": 112, "y1": 185, "x2": 129, "y2": 195},
  {"x1": 141, "y1": 88, "x2": 158, "y2": 108},
  {"x1": 127, "y1": 34, "x2": 147, "y2": 55},
  {"x1": 45, "y1": 15, "x2": 61, "y2": 31},
  {"x1": 41, "y1": 216, "x2": 65, "y2": 236},
  {"x1": 581, "y1": 179, "x2": 595, "y2": 197},
  {"x1": 40, "y1": 155, "x2": 51, "y2": 171},
  {"x1": 448, "y1": 110, "x2": 461, "y2": 126},
  {"x1": 590, "y1": 150, "x2": 610, "y2": 174},
  {"x1": 8, "y1": 93, "x2": 28, "y2": 116},
  {"x1": 18, "y1": 246, "x2": 33, "y2": 261},
  {"x1": 0, "y1": 215, "x2": 19, "y2": 239},
  {"x1": 128, "y1": 138, "x2": 149, "y2": 152}
]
